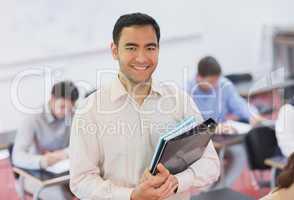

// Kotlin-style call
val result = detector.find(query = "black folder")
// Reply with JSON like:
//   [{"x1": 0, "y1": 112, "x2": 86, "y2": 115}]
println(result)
[{"x1": 150, "y1": 118, "x2": 217, "y2": 175}]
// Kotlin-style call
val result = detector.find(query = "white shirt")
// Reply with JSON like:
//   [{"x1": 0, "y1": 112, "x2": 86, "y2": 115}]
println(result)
[
  {"x1": 69, "y1": 76, "x2": 220, "y2": 200},
  {"x1": 276, "y1": 104, "x2": 294, "y2": 157}
]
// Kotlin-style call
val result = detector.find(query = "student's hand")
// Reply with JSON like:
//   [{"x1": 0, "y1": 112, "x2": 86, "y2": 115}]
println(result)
[
  {"x1": 249, "y1": 115, "x2": 265, "y2": 126},
  {"x1": 40, "y1": 150, "x2": 67, "y2": 168},
  {"x1": 50, "y1": 149, "x2": 68, "y2": 160},
  {"x1": 132, "y1": 164, "x2": 178, "y2": 200}
]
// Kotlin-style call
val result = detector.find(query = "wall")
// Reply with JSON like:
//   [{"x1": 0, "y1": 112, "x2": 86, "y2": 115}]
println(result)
[{"x1": 0, "y1": 0, "x2": 294, "y2": 130}]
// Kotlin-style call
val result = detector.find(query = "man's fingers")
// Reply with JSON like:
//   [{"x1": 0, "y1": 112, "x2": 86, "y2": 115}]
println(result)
[
  {"x1": 157, "y1": 163, "x2": 170, "y2": 178},
  {"x1": 147, "y1": 174, "x2": 166, "y2": 188},
  {"x1": 155, "y1": 175, "x2": 172, "y2": 194}
]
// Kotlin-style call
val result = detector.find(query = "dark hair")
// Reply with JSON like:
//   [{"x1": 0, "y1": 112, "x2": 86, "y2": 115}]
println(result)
[
  {"x1": 197, "y1": 56, "x2": 222, "y2": 77},
  {"x1": 112, "y1": 12, "x2": 160, "y2": 45},
  {"x1": 276, "y1": 152, "x2": 294, "y2": 190},
  {"x1": 51, "y1": 81, "x2": 79, "y2": 103}
]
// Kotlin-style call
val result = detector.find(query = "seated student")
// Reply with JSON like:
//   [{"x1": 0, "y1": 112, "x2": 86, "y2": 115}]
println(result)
[
  {"x1": 275, "y1": 98, "x2": 294, "y2": 157},
  {"x1": 186, "y1": 56, "x2": 261, "y2": 125},
  {"x1": 261, "y1": 152, "x2": 294, "y2": 200},
  {"x1": 186, "y1": 56, "x2": 263, "y2": 187},
  {"x1": 12, "y1": 81, "x2": 79, "y2": 200}
]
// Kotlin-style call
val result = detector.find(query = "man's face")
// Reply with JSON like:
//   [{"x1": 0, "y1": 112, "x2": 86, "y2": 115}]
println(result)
[
  {"x1": 50, "y1": 97, "x2": 75, "y2": 119},
  {"x1": 196, "y1": 75, "x2": 220, "y2": 92},
  {"x1": 111, "y1": 25, "x2": 159, "y2": 84}
]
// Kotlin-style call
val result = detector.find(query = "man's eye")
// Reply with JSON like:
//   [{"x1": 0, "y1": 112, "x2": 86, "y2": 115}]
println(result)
[
  {"x1": 147, "y1": 47, "x2": 156, "y2": 51},
  {"x1": 126, "y1": 47, "x2": 136, "y2": 51}
]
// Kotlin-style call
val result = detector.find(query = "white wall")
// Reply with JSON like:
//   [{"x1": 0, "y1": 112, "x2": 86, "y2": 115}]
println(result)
[{"x1": 0, "y1": 0, "x2": 294, "y2": 130}]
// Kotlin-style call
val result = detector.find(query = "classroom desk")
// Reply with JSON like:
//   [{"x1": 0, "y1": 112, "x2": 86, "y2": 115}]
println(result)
[
  {"x1": 0, "y1": 158, "x2": 19, "y2": 200},
  {"x1": 212, "y1": 134, "x2": 246, "y2": 188},
  {"x1": 13, "y1": 167, "x2": 69, "y2": 200},
  {"x1": 265, "y1": 156, "x2": 287, "y2": 170},
  {"x1": 192, "y1": 188, "x2": 254, "y2": 200},
  {"x1": 264, "y1": 156, "x2": 287, "y2": 188},
  {"x1": 235, "y1": 79, "x2": 294, "y2": 97},
  {"x1": 0, "y1": 130, "x2": 17, "y2": 150},
  {"x1": 212, "y1": 134, "x2": 246, "y2": 150}
]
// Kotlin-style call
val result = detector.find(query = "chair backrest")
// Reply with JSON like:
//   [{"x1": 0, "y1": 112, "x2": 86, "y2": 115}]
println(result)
[
  {"x1": 244, "y1": 126, "x2": 280, "y2": 170},
  {"x1": 225, "y1": 73, "x2": 252, "y2": 84}
]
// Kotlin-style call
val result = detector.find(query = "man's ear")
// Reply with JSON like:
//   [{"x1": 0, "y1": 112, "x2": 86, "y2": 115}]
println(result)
[{"x1": 111, "y1": 42, "x2": 118, "y2": 60}]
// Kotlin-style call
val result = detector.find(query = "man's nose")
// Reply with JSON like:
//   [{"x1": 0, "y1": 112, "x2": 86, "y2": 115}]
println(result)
[{"x1": 135, "y1": 50, "x2": 147, "y2": 63}]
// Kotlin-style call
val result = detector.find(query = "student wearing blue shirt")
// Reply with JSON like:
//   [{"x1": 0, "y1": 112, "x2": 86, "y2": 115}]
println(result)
[
  {"x1": 186, "y1": 56, "x2": 262, "y2": 187},
  {"x1": 186, "y1": 56, "x2": 259, "y2": 124}
]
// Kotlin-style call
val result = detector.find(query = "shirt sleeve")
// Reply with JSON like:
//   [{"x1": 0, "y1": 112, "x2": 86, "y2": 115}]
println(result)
[
  {"x1": 225, "y1": 81, "x2": 252, "y2": 122},
  {"x1": 275, "y1": 104, "x2": 294, "y2": 157},
  {"x1": 174, "y1": 91, "x2": 220, "y2": 192},
  {"x1": 69, "y1": 97, "x2": 134, "y2": 200},
  {"x1": 12, "y1": 117, "x2": 43, "y2": 170}
]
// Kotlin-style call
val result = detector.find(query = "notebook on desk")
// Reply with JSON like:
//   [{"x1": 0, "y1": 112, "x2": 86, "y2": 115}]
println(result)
[
  {"x1": 46, "y1": 159, "x2": 69, "y2": 174},
  {"x1": 149, "y1": 117, "x2": 217, "y2": 175}
]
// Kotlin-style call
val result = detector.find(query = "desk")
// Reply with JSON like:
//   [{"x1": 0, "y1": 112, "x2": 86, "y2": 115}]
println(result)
[
  {"x1": 192, "y1": 188, "x2": 254, "y2": 200},
  {"x1": 264, "y1": 156, "x2": 287, "y2": 188},
  {"x1": 212, "y1": 134, "x2": 246, "y2": 188},
  {"x1": 13, "y1": 167, "x2": 69, "y2": 200},
  {"x1": 213, "y1": 134, "x2": 246, "y2": 150},
  {"x1": 236, "y1": 79, "x2": 294, "y2": 97},
  {"x1": 0, "y1": 130, "x2": 17, "y2": 150},
  {"x1": 264, "y1": 156, "x2": 287, "y2": 169}
]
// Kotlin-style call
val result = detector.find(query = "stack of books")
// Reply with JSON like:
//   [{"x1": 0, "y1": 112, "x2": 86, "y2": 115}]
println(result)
[{"x1": 149, "y1": 116, "x2": 217, "y2": 175}]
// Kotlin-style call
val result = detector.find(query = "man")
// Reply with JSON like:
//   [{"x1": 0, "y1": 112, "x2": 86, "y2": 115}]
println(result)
[
  {"x1": 13, "y1": 81, "x2": 79, "y2": 199},
  {"x1": 70, "y1": 13, "x2": 220, "y2": 200},
  {"x1": 186, "y1": 56, "x2": 259, "y2": 125},
  {"x1": 186, "y1": 56, "x2": 262, "y2": 187}
]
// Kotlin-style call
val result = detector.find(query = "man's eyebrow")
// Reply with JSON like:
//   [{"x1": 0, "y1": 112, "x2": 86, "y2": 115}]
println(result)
[
  {"x1": 124, "y1": 43, "x2": 138, "y2": 47},
  {"x1": 145, "y1": 43, "x2": 158, "y2": 47}
]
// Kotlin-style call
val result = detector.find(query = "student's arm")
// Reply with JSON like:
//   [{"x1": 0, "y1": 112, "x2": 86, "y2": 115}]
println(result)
[
  {"x1": 276, "y1": 104, "x2": 294, "y2": 157},
  {"x1": 225, "y1": 81, "x2": 252, "y2": 122},
  {"x1": 12, "y1": 117, "x2": 43, "y2": 169},
  {"x1": 174, "y1": 91, "x2": 220, "y2": 192}
]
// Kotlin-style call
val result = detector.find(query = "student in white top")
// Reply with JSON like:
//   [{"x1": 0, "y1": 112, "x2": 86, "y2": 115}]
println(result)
[{"x1": 275, "y1": 98, "x2": 294, "y2": 157}]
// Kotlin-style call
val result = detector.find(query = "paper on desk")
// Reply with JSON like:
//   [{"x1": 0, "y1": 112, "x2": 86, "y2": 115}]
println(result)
[
  {"x1": 46, "y1": 159, "x2": 69, "y2": 174},
  {"x1": 0, "y1": 149, "x2": 9, "y2": 160},
  {"x1": 224, "y1": 120, "x2": 252, "y2": 134}
]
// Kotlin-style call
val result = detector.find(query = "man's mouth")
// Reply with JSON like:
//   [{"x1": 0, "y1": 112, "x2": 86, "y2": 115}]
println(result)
[{"x1": 132, "y1": 65, "x2": 149, "y2": 71}]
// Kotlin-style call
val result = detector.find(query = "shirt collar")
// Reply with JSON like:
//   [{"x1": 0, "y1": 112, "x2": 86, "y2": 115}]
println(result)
[{"x1": 110, "y1": 75, "x2": 164, "y2": 102}]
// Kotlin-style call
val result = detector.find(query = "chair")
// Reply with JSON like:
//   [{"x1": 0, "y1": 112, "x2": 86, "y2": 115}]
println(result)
[
  {"x1": 244, "y1": 126, "x2": 281, "y2": 189},
  {"x1": 225, "y1": 73, "x2": 253, "y2": 84}
]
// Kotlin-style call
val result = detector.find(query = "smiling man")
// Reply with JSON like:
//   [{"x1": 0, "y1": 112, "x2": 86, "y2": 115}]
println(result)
[{"x1": 69, "y1": 13, "x2": 220, "y2": 200}]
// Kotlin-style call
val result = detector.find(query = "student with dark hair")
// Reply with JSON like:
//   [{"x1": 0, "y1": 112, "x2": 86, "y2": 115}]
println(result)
[
  {"x1": 186, "y1": 56, "x2": 264, "y2": 188},
  {"x1": 13, "y1": 80, "x2": 79, "y2": 200},
  {"x1": 186, "y1": 56, "x2": 260, "y2": 124},
  {"x1": 70, "y1": 13, "x2": 220, "y2": 200},
  {"x1": 261, "y1": 152, "x2": 294, "y2": 200}
]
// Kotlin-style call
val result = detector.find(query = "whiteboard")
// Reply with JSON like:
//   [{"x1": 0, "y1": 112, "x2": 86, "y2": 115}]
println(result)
[{"x1": 0, "y1": 0, "x2": 203, "y2": 64}]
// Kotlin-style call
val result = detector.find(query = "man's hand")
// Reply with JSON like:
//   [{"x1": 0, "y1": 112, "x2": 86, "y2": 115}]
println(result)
[
  {"x1": 132, "y1": 164, "x2": 178, "y2": 200},
  {"x1": 40, "y1": 150, "x2": 67, "y2": 168}
]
